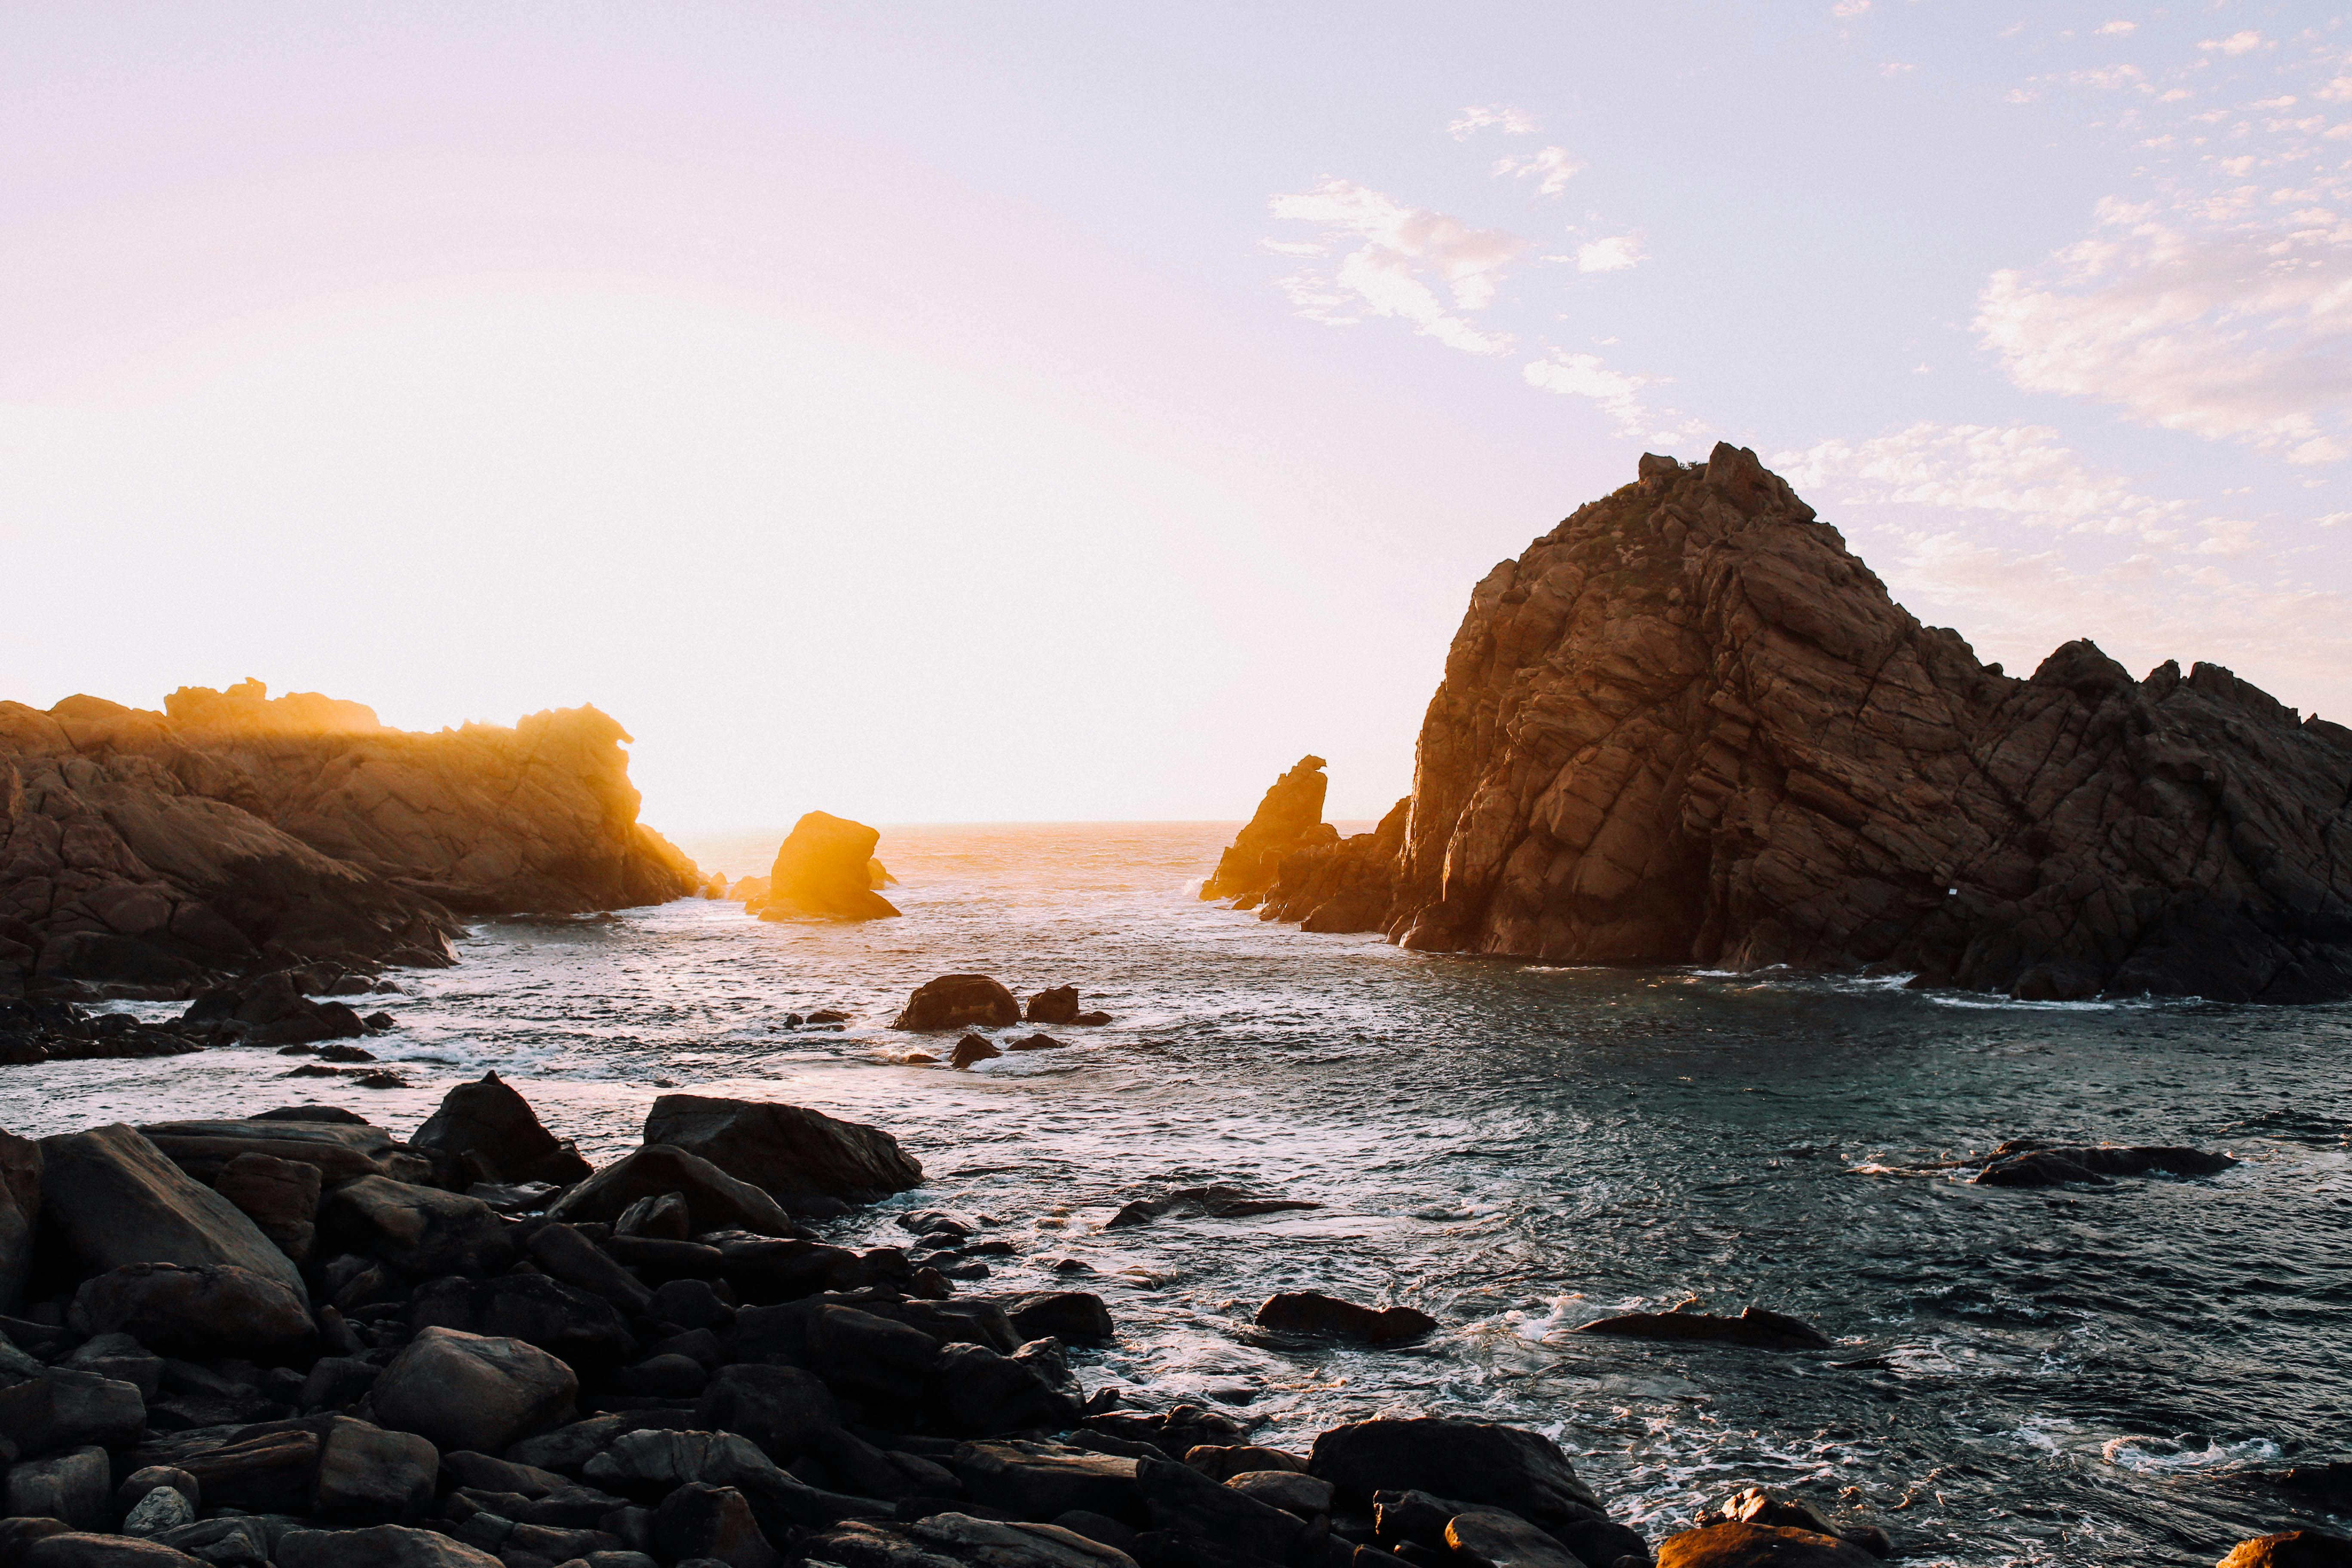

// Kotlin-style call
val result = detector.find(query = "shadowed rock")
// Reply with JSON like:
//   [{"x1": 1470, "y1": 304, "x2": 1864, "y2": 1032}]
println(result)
[
  {"x1": 410, "y1": 1072, "x2": 592, "y2": 1186},
  {"x1": 545, "y1": 1145, "x2": 799, "y2": 1237},
  {"x1": 38, "y1": 1125, "x2": 308, "y2": 1302},
  {"x1": 642, "y1": 1094, "x2": 921, "y2": 1208},
  {"x1": 1226, "y1": 447, "x2": 2352, "y2": 1004},
  {"x1": 1255, "y1": 1292, "x2": 1436, "y2": 1345}
]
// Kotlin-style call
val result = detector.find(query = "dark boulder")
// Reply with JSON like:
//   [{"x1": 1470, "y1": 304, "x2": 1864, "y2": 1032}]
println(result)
[
  {"x1": 951, "y1": 1035, "x2": 1001, "y2": 1070},
  {"x1": 1972, "y1": 1138, "x2": 2237, "y2": 1187},
  {"x1": 18, "y1": 1534, "x2": 206, "y2": 1568},
  {"x1": 1023, "y1": 989, "x2": 1081, "y2": 1026},
  {"x1": 369, "y1": 1327, "x2": 579, "y2": 1454},
  {"x1": 1104, "y1": 1187, "x2": 1318, "y2": 1228},
  {"x1": 526, "y1": 1224, "x2": 655, "y2": 1316},
  {"x1": 652, "y1": 1483, "x2": 781, "y2": 1568},
  {"x1": 933, "y1": 1343, "x2": 1083, "y2": 1437},
  {"x1": 641, "y1": 1095, "x2": 922, "y2": 1209},
  {"x1": 409, "y1": 1073, "x2": 591, "y2": 1186},
  {"x1": 545, "y1": 1146, "x2": 797, "y2": 1238},
  {"x1": 1308, "y1": 1419, "x2": 1607, "y2": 1529},
  {"x1": 6, "y1": 1446, "x2": 112, "y2": 1528},
  {"x1": 0, "y1": 1127, "x2": 41, "y2": 1311},
  {"x1": 893, "y1": 977, "x2": 1020, "y2": 1032},
  {"x1": 616, "y1": 1192, "x2": 691, "y2": 1239},
  {"x1": 745, "y1": 813, "x2": 900, "y2": 923},
  {"x1": 1253, "y1": 1292, "x2": 1433, "y2": 1345},
  {"x1": 37, "y1": 1126, "x2": 308, "y2": 1301},
  {"x1": 948, "y1": 1442, "x2": 1144, "y2": 1525},
  {"x1": 997, "y1": 1292, "x2": 1115, "y2": 1346},
  {"x1": 312, "y1": 1415, "x2": 438, "y2": 1523},
  {"x1": 409, "y1": 1272, "x2": 634, "y2": 1368},
  {"x1": 1576, "y1": 1305, "x2": 1831, "y2": 1351},
  {"x1": 275, "y1": 1524, "x2": 503, "y2": 1568},
  {"x1": 1183, "y1": 1448, "x2": 1307, "y2": 1483},
  {"x1": 135, "y1": 1117, "x2": 426, "y2": 1186},
  {"x1": 1133, "y1": 1457, "x2": 1302, "y2": 1562},
  {"x1": 695, "y1": 1365, "x2": 840, "y2": 1458},
  {"x1": 68, "y1": 1263, "x2": 311, "y2": 1357},
  {"x1": 183, "y1": 972, "x2": 368, "y2": 1047},
  {"x1": 808, "y1": 1305, "x2": 944, "y2": 1405},
  {"x1": 1006, "y1": 1035, "x2": 1064, "y2": 1052},
  {"x1": 321, "y1": 1177, "x2": 514, "y2": 1277},
  {"x1": 173, "y1": 1427, "x2": 321, "y2": 1513},
  {"x1": 1656, "y1": 1521, "x2": 1881, "y2": 1567},
  {"x1": 210, "y1": 1153, "x2": 321, "y2": 1262},
  {"x1": 1444, "y1": 1511, "x2": 1584, "y2": 1568},
  {"x1": 45, "y1": 1368, "x2": 144, "y2": 1449}
]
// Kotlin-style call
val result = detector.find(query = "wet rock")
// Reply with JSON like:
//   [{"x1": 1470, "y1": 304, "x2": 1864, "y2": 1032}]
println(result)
[
  {"x1": 745, "y1": 813, "x2": 900, "y2": 923},
  {"x1": 1655, "y1": 1521, "x2": 1880, "y2": 1567},
  {"x1": 695, "y1": 1365, "x2": 840, "y2": 1458},
  {"x1": 317, "y1": 1044, "x2": 375, "y2": 1063},
  {"x1": 1023, "y1": 989, "x2": 1081, "y2": 1026},
  {"x1": 527, "y1": 1225, "x2": 654, "y2": 1317},
  {"x1": 997, "y1": 1293, "x2": 1115, "y2": 1346},
  {"x1": 37, "y1": 1126, "x2": 308, "y2": 1301},
  {"x1": 1104, "y1": 1187, "x2": 1319, "y2": 1228},
  {"x1": 1072, "y1": 1013, "x2": 1111, "y2": 1028},
  {"x1": 1253, "y1": 1292, "x2": 1434, "y2": 1346},
  {"x1": 1575, "y1": 1304, "x2": 1831, "y2": 1352},
  {"x1": 951, "y1": 1036, "x2": 1001, "y2": 1070},
  {"x1": 466, "y1": 1181, "x2": 560, "y2": 1216},
  {"x1": 409, "y1": 1273, "x2": 634, "y2": 1369},
  {"x1": 1224, "y1": 1471, "x2": 1331, "y2": 1520},
  {"x1": 545, "y1": 1146, "x2": 798, "y2": 1239},
  {"x1": 642, "y1": 1095, "x2": 922, "y2": 1209},
  {"x1": 136, "y1": 1118, "x2": 428, "y2": 1187},
  {"x1": 948, "y1": 1443, "x2": 1144, "y2": 1525},
  {"x1": 18, "y1": 1533, "x2": 207, "y2": 1568},
  {"x1": 1308, "y1": 1419, "x2": 1606, "y2": 1530},
  {"x1": 410, "y1": 1074, "x2": 593, "y2": 1187},
  {"x1": 371, "y1": 1327, "x2": 579, "y2": 1454},
  {"x1": 7, "y1": 1445, "x2": 112, "y2": 1528},
  {"x1": 893, "y1": 977, "x2": 1020, "y2": 1032},
  {"x1": 652, "y1": 1483, "x2": 781, "y2": 1568},
  {"x1": 1006, "y1": 1035, "x2": 1064, "y2": 1053},
  {"x1": 1079, "y1": 1408, "x2": 1250, "y2": 1464},
  {"x1": 1972, "y1": 1138, "x2": 2237, "y2": 1187},
  {"x1": 323, "y1": 1177, "x2": 514, "y2": 1277},
  {"x1": 314, "y1": 1415, "x2": 438, "y2": 1523},
  {"x1": 69, "y1": 1263, "x2": 312, "y2": 1357},
  {"x1": 275, "y1": 1523, "x2": 505, "y2": 1568},
  {"x1": 2220, "y1": 1533, "x2": 2352, "y2": 1568},
  {"x1": 210, "y1": 1153, "x2": 322, "y2": 1262},
  {"x1": 1700, "y1": 1486, "x2": 1886, "y2": 1558},
  {"x1": 1200, "y1": 757, "x2": 1335, "y2": 905},
  {"x1": 119, "y1": 1486, "x2": 196, "y2": 1537}
]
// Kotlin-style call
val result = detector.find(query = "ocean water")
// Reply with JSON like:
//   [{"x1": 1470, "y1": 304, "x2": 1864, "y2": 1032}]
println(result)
[{"x1": 26, "y1": 822, "x2": 2352, "y2": 1568}]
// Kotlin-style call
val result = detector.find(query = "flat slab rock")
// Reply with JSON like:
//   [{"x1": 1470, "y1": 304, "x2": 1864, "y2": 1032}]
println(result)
[
  {"x1": 1576, "y1": 1305, "x2": 1831, "y2": 1352},
  {"x1": 1969, "y1": 1138, "x2": 2236, "y2": 1187},
  {"x1": 1105, "y1": 1186, "x2": 1320, "y2": 1228}
]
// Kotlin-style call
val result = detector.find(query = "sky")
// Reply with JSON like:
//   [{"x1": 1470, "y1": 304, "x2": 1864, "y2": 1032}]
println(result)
[{"x1": 3, "y1": 1, "x2": 2347, "y2": 830}]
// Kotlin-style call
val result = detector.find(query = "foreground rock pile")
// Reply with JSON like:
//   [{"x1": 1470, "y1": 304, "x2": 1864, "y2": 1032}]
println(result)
[
  {"x1": 1213, "y1": 447, "x2": 2352, "y2": 1003},
  {"x1": 0, "y1": 682, "x2": 699, "y2": 1000},
  {"x1": 0, "y1": 1078, "x2": 2322, "y2": 1568}
]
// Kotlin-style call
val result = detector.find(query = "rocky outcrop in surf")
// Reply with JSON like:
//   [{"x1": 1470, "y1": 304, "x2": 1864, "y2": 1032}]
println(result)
[
  {"x1": 1219, "y1": 446, "x2": 2352, "y2": 1003},
  {"x1": 0, "y1": 681, "x2": 698, "y2": 998},
  {"x1": 744, "y1": 813, "x2": 898, "y2": 922},
  {"x1": 1197, "y1": 757, "x2": 1334, "y2": 906}
]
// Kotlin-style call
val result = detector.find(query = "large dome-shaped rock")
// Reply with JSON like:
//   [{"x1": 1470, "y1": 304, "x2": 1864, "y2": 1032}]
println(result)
[
  {"x1": 1308, "y1": 1418, "x2": 1607, "y2": 1529},
  {"x1": 892, "y1": 974, "x2": 1019, "y2": 1031},
  {"x1": 408, "y1": 1072, "x2": 591, "y2": 1186},
  {"x1": 38, "y1": 1126, "x2": 306, "y2": 1302},
  {"x1": 745, "y1": 813, "x2": 899, "y2": 922},
  {"x1": 369, "y1": 1327, "x2": 576, "y2": 1454},
  {"x1": 1200, "y1": 756, "x2": 1337, "y2": 906},
  {"x1": 643, "y1": 1095, "x2": 921, "y2": 1209},
  {"x1": 1247, "y1": 446, "x2": 2352, "y2": 1004},
  {"x1": 68, "y1": 1263, "x2": 310, "y2": 1356},
  {"x1": 543, "y1": 1144, "x2": 798, "y2": 1237}
]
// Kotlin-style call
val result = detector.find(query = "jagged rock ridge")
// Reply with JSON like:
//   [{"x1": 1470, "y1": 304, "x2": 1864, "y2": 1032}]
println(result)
[
  {"x1": 1230, "y1": 445, "x2": 2352, "y2": 1004},
  {"x1": 1, "y1": 680, "x2": 698, "y2": 997}
]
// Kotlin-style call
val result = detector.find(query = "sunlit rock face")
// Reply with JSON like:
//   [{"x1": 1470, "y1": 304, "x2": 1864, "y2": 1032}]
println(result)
[
  {"x1": 1225, "y1": 444, "x2": 2352, "y2": 1003},
  {"x1": 747, "y1": 811, "x2": 900, "y2": 922},
  {"x1": 1198, "y1": 755, "x2": 1337, "y2": 908},
  {"x1": 0, "y1": 681, "x2": 699, "y2": 996}
]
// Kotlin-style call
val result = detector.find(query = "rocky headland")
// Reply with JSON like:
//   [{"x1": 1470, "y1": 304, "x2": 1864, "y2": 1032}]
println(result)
[
  {"x1": 0, "y1": 683, "x2": 699, "y2": 1002},
  {"x1": 1216, "y1": 447, "x2": 2352, "y2": 1004}
]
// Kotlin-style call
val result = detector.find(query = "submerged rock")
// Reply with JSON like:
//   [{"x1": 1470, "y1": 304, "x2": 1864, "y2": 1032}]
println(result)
[
  {"x1": 1971, "y1": 1138, "x2": 2236, "y2": 1187},
  {"x1": 894, "y1": 975, "x2": 1021, "y2": 1031},
  {"x1": 1105, "y1": 1186, "x2": 1320, "y2": 1228},
  {"x1": 1254, "y1": 1292, "x2": 1436, "y2": 1345},
  {"x1": 1225, "y1": 447, "x2": 2352, "y2": 1004},
  {"x1": 745, "y1": 812, "x2": 900, "y2": 923},
  {"x1": 1577, "y1": 1303, "x2": 1831, "y2": 1351}
]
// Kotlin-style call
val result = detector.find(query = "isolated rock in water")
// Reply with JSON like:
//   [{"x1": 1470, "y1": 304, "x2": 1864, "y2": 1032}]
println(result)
[
  {"x1": 951, "y1": 1034, "x2": 1001, "y2": 1070},
  {"x1": 1309, "y1": 1418, "x2": 1608, "y2": 1529},
  {"x1": 1577, "y1": 1304, "x2": 1831, "y2": 1351},
  {"x1": 370, "y1": 1327, "x2": 578, "y2": 1454},
  {"x1": 1201, "y1": 756, "x2": 1338, "y2": 905},
  {"x1": 642, "y1": 1094, "x2": 922, "y2": 1207},
  {"x1": 544, "y1": 1143, "x2": 798, "y2": 1237},
  {"x1": 1024, "y1": 986, "x2": 1081, "y2": 1024},
  {"x1": 1241, "y1": 447, "x2": 2352, "y2": 1004},
  {"x1": 410, "y1": 1071, "x2": 592, "y2": 1186},
  {"x1": 1255, "y1": 1292, "x2": 1436, "y2": 1345},
  {"x1": 997, "y1": 1291, "x2": 1116, "y2": 1345},
  {"x1": 38, "y1": 1125, "x2": 309, "y2": 1302},
  {"x1": 68, "y1": 1262, "x2": 311, "y2": 1356},
  {"x1": 2218, "y1": 1532, "x2": 2352, "y2": 1568},
  {"x1": 1105, "y1": 1185, "x2": 1320, "y2": 1228},
  {"x1": 1006, "y1": 1033, "x2": 1064, "y2": 1051},
  {"x1": 894, "y1": 974, "x2": 1020, "y2": 1030},
  {"x1": 745, "y1": 812, "x2": 900, "y2": 922},
  {"x1": 1971, "y1": 1137, "x2": 2236, "y2": 1187},
  {"x1": 210, "y1": 1152, "x2": 321, "y2": 1262},
  {"x1": 1656, "y1": 1520, "x2": 1882, "y2": 1567},
  {"x1": 182, "y1": 972, "x2": 368, "y2": 1046}
]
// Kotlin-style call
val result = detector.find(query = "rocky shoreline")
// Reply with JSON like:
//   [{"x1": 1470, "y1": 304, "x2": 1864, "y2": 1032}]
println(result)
[
  {"x1": 1208, "y1": 448, "x2": 2352, "y2": 1004},
  {"x1": 0, "y1": 968, "x2": 2323, "y2": 1568}
]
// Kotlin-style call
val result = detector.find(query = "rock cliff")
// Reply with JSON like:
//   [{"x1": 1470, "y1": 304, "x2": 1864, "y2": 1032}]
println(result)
[
  {"x1": 1227, "y1": 446, "x2": 2352, "y2": 1004},
  {"x1": 0, "y1": 681, "x2": 698, "y2": 997},
  {"x1": 1198, "y1": 756, "x2": 1336, "y2": 905}
]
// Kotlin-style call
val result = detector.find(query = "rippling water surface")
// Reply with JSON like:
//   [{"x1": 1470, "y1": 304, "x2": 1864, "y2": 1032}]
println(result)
[{"x1": 25, "y1": 823, "x2": 2352, "y2": 1568}]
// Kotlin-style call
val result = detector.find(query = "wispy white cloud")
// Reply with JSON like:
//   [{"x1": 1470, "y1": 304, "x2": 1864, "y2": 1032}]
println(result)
[
  {"x1": 1575, "y1": 234, "x2": 1645, "y2": 273},
  {"x1": 1493, "y1": 146, "x2": 1585, "y2": 197},
  {"x1": 2199, "y1": 30, "x2": 2266, "y2": 56},
  {"x1": 1882, "y1": 62, "x2": 1917, "y2": 78},
  {"x1": 1267, "y1": 180, "x2": 1530, "y2": 355},
  {"x1": 1523, "y1": 349, "x2": 1653, "y2": 428},
  {"x1": 1831, "y1": 0, "x2": 1871, "y2": 17},
  {"x1": 1448, "y1": 104, "x2": 1538, "y2": 140},
  {"x1": 1775, "y1": 422, "x2": 2202, "y2": 541},
  {"x1": 2097, "y1": 20, "x2": 2138, "y2": 36}
]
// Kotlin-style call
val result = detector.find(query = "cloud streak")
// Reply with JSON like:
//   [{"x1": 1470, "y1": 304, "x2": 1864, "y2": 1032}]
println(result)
[{"x1": 1268, "y1": 180, "x2": 1531, "y2": 354}]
